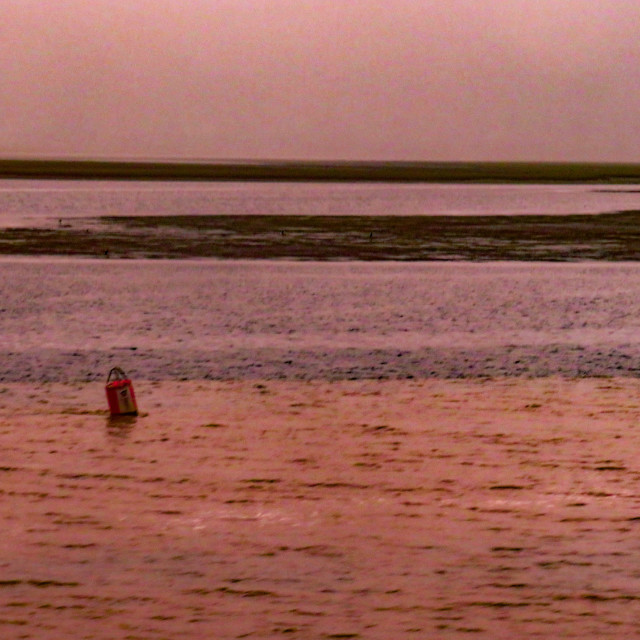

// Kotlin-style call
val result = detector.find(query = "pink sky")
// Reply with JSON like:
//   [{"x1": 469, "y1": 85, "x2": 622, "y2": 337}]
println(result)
[{"x1": 2, "y1": 0, "x2": 640, "y2": 162}]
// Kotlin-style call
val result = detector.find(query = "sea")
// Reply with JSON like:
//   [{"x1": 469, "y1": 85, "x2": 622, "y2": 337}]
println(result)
[{"x1": 2, "y1": 180, "x2": 640, "y2": 382}]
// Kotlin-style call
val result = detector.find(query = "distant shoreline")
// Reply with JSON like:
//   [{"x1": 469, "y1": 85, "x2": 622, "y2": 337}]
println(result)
[{"x1": 3, "y1": 158, "x2": 640, "y2": 183}]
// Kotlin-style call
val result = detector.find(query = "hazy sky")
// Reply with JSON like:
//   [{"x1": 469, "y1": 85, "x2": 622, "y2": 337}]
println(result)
[{"x1": 2, "y1": 0, "x2": 640, "y2": 162}]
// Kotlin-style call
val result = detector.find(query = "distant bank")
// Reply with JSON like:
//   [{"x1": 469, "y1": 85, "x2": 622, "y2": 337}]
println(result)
[{"x1": 3, "y1": 159, "x2": 640, "y2": 183}]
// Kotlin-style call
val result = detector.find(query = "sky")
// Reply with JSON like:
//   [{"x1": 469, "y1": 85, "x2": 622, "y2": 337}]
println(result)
[{"x1": 2, "y1": 0, "x2": 640, "y2": 162}]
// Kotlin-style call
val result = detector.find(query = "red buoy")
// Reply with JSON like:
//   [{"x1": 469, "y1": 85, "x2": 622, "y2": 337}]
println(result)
[{"x1": 105, "y1": 367, "x2": 138, "y2": 416}]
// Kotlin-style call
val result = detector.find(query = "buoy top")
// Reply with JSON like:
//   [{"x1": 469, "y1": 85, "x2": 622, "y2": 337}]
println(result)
[{"x1": 107, "y1": 367, "x2": 129, "y2": 383}]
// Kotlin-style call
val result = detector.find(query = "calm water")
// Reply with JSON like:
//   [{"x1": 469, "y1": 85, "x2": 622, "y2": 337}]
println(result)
[{"x1": 1, "y1": 180, "x2": 640, "y2": 228}]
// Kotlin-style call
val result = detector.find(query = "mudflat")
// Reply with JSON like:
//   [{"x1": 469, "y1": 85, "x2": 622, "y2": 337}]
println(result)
[
  {"x1": 2, "y1": 378, "x2": 640, "y2": 638},
  {"x1": 4, "y1": 212, "x2": 640, "y2": 260}
]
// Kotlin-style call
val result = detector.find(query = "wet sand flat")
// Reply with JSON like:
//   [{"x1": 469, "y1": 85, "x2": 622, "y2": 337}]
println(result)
[
  {"x1": 4, "y1": 259, "x2": 640, "y2": 382},
  {"x1": 2, "y1": 378, "x2": 640, "y2": 638}
]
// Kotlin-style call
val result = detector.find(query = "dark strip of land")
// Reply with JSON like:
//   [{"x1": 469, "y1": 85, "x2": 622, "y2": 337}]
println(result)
[
  {"x1": 3, "y1": 212, "x2": 640, "y2": 260},
  {"x1": 4, "y1": 159, "x2": 640, "y2": 182}
]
